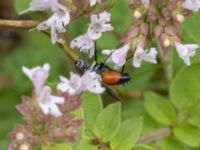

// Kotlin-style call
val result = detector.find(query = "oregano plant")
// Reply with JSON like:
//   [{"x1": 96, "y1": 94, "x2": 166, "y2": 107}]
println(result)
[{"x1": 0, "y1": 0, "x2": 200, "y2": 150}]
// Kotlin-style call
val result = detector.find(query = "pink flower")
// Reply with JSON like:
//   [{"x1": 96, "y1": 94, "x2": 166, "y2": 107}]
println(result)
[
  {"x1": 57, "y1": 71, "x2": 105, "y2": 95},
  {"x1": 175, "y1": 42, "x2": 199, "y2": 65},
  {"x1": 182, "y1": 0, "x2": 200, "y2": 12},
  {"x1": 87, "y1": 11, "x2": 113, "y2": 40},
  {"x1": 22, "y1": 63, "x2": 50, "y2": 95},
  {"x1": 133, "y1": 46, "x2": 158, "y2": 68},
  {"x1": 102, "y1": 44, "x2": 130, "y2": 67},
  {"x1": 90, "y1": 0, "x2": 102, "y2": 6},
  {"x1": 70, "y1": 33, "x2": 95, "y2": 58}
]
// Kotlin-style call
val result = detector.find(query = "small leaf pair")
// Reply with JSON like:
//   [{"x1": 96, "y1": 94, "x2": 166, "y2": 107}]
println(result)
[{"x1": 79, "y1": 92, "x2": 143, "y2": 150}]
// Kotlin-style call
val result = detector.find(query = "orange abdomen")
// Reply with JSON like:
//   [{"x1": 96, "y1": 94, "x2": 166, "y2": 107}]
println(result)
[{"x1": 101, "y1": 71, "x2": 122, "y2": 85}]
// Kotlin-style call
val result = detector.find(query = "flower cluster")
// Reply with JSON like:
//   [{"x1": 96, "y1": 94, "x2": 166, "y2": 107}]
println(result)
[
  {"x1": 119, "y1": 0, "x2": 199, "y2": 66},
  {"x1": 8, "y1": 63, "x2": 104, "y2": 150},
  {"x1": 20, "y1": 0, "x2": 72, "y2": 44},
  {"x1": 71, "y1": 11, "x2": 113, "y2": 58},
  {"x1": 20, "y1": 0, "x2": 103, "y2": 44},
  {"x1": 70, "y1": 0, "x2": 200, "y2": 68}
]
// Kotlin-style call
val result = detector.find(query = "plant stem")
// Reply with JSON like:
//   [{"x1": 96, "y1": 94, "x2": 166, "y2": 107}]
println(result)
[
  {"x1": 156, "y1": 39, "x2": 172, "y2": 83},
  {"x1": 0, "y1": 19, "x2": 38, "y2": 29},
  {"x1": 137, "y1": 127, "x2": 172, "y2": 144},
  {"x1": 0, "y1": 19, "x2": 79, "y2": 62}
]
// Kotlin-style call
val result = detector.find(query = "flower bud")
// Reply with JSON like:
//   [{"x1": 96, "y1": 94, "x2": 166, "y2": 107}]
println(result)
[
  {"x1": 19, "y1": 144, "x2": 29, "y2": 150},
  {"x1": 16, "y1": 133, "x2": 25, "y2": 141},
  {"x1": 161, "y1": 34, "x2": 171, "y2": 47},
  {"x1": 176, "y1": 14, "x2": 185, "y2": 23},
  {"x1": 165, "y1": 26, "x2": 177, "y2": 36},
  {"x1": 163, "y1": 38, "x2": 170, "y2": 47},
  {"x1": 133, "y1": 10, "x2": 142, "y2": 19},
  {"x1": 154, "y1": 25, "x2": 163, "y2": 38},
  {"x1": 140, "y1": 23, "x2": 149, "y2": 35}
]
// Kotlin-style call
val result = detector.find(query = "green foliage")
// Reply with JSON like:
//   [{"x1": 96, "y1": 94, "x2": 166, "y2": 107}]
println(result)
[
  {"x1": 122, "y1": 101, "x2": 160, "y2": 133},
  {"x1": 42, "y1": 143, "x2": 73, "y2": 150},
  {"x1": 75, "y1": 136, "x2": 98, "y2": 150},
  {"x1": 110, "y1": 117, "x2": 142, "y2": 150},
  {"x1": 161, "y1": 137, "x2": 187, "y2": 150},
  {"x1": 133, "y1": 145, "x2": 155, "y2": 150},
  {"x1": 81, "y1": 92, "x2": 103, "y2": 135},
  {"x1": 15, "y1": 0, "x2": 30, "y2": 13},
  {"x1": 174, "y1": 123, "x2": 200, "y2": 148},
  {"x1": 170, "y1": 64, "x2": 200, "y2": 111},
  {"x1": 144, "y1": 92, "x2": 176, "y2": 125},
  {"x1": 93, "y1": 102, "x2": 121, "y2": 142},
  {"x1": 4, "y1": 0, "x2": 200, "y2": 150}
]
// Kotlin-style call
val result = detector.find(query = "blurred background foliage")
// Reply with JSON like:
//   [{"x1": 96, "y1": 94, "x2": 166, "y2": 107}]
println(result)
[{"x1": 1, "y1": 0, "x2": 200, "y2": 149}]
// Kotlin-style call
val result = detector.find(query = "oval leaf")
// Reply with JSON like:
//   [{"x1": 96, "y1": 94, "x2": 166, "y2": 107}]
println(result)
[
  {"x1": 110, "y1": 117, "x2": 142, "y2": 150},
  {"x1": 170, "y1": 64, "x2": 200, "y2": 110},
  {"x1": 82, "y1": 92, "x2": 103, "y2": 134},
  {"x1": 161, "y1": 137, "x2": 187, "y2": 150},
  {"x1": 144, "y1": 92, "x2": 176, "y2": 125},
  {"x1": 93, "y1": 102, "x2": 121, "y2": 142},
  {"x1": 174, "y1": 123, "x2": 200, "y2": 147}
]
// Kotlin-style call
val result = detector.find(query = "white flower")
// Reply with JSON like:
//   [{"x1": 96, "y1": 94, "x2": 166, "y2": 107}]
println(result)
[
  {"x1": 20, "y1": 0, "x2": 71, "y2": 44},
  {"x1": 57, "y1": 71, "x2": 105, "y2": 95},
  {"x1": 182, "y1": 0, "x2": 200, "y2": 12},
  {"x1": 175, "y1": 42, "x2": 199, "y2": 65},
  {"x1": 22, "y1": 63, "x2": 50, "y2": 95},
  {"x1": 57, "y1": 73, "x2": 83, "y2": 95},
  {"x1": 82, "y1": 71, "x2": 105, "y2": 94},
  {"x1": 19, "y1": 0, "x2": 58, "y2": 14},
  {"x1": 90, "y1": 0, "x2": 102, "y2": 6},
  {"x1": 37, "y1": 7, "x2": 70, "y2": 44},
  {"x1": 133, "y1": 46, "x2": 158, "y2": 68},
  {"x1": 87, "y1": 11, "x2": 113, "y2": 40},
  {"x1": 102, "y1": 44, "x2": 130, "y2": 67},
  {"x1": 70, "y1": 33, "x2": 95, "y2": 58},
  {"x1": 38, "y1": 86, "x2": 64, "y2": 117}
]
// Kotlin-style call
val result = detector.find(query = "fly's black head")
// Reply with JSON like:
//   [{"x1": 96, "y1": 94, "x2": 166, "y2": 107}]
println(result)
[{"x1": 75, "y1": 59, "x2": 90, "y2": 73}]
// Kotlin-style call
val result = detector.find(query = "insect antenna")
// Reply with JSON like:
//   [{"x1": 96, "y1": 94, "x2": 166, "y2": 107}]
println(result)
[{"x1": 94, "y1": 41, "x2": 98, "y2": 62}]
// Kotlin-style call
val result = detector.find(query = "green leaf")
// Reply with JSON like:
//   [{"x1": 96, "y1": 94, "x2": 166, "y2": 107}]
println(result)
[
  {"x1": 75, "y1": 136, "x2": 98, "y2": 150},
  {"x1": 189, "y1": 103, "x2": 200, "y2": 127},
  {"x1": 42, "y1": 143, "x2": 73, "y2": 150},
  {"x1": 133, "y1": 145, "x2": 155, "y2": 150},
  {"x1": 174, "y1": 123, "x2": 200, "y2": 147},
  {"x1": 15, "y1": 0, "x2": 30, "y2": 13},
  {"x1": 82, "y1": 92, "x2": 103, "y2": 134},
  {"x1": 170, "y1": 64, "x2": 200, "y2": 110},
  {"x1": 161, "y1": 137, "x2": 187, "y2": 150},
  {"x1": 144, "y1": 92, "x2": 176, "y2": 125},
  {"x1": 122, "y1": 101, "x2": 160, "y2": 133},
  {"x1": 93, "y1": 102, "x2": 121, "y2": 142},
  {"x1": 110, "y1": 117, "x2": 142, "y2": 150}
]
